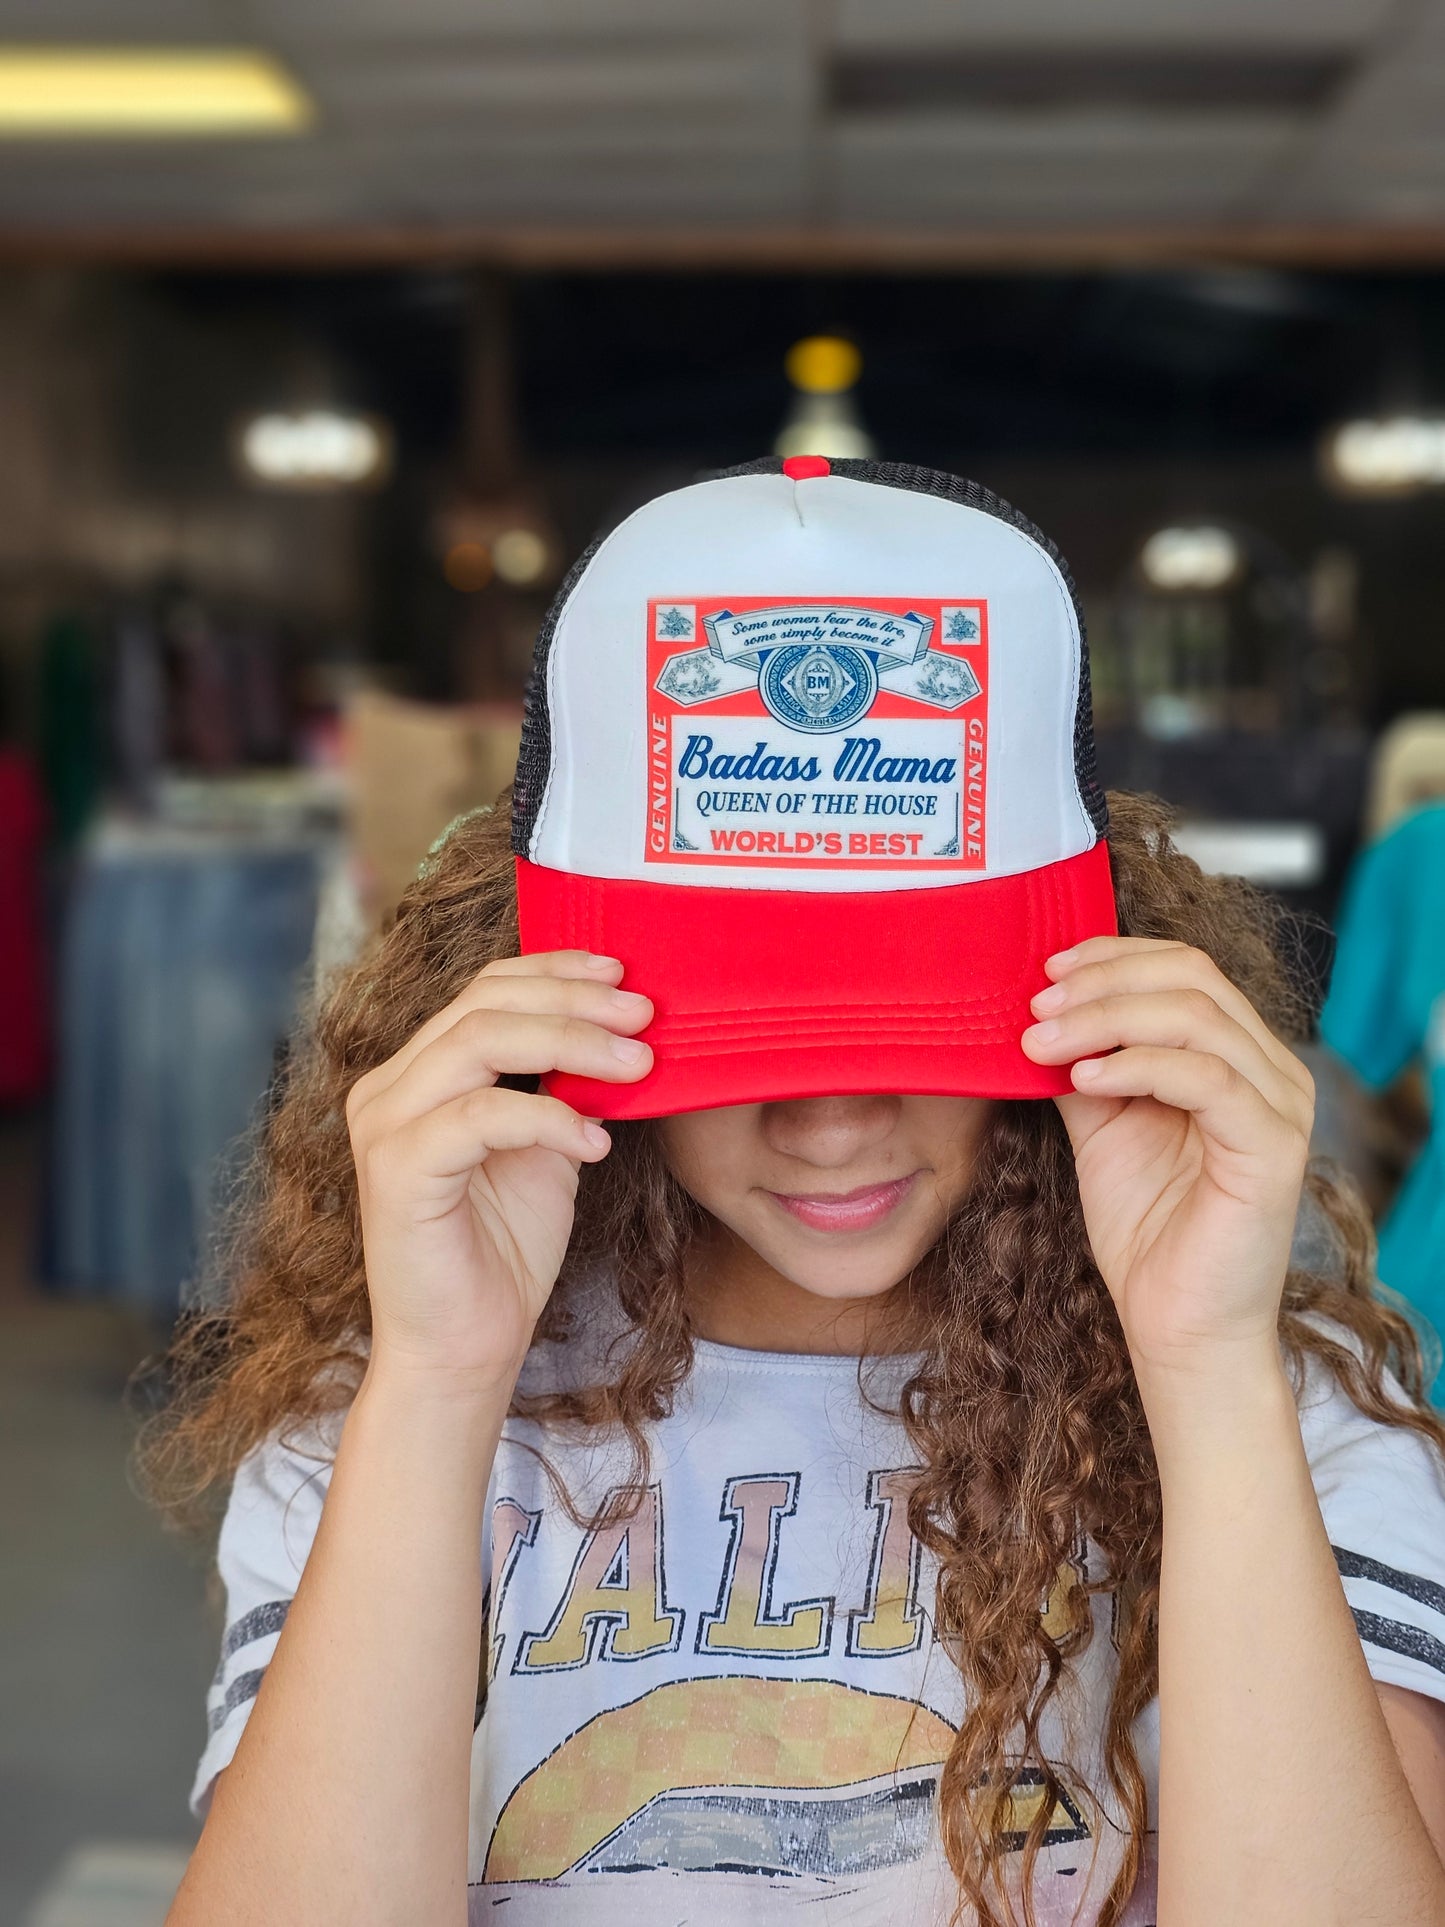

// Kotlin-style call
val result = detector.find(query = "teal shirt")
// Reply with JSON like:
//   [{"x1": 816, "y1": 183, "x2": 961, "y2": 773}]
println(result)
[{"x1": 1322, "y1": 803, "x2": 1445, "y2": 1396}]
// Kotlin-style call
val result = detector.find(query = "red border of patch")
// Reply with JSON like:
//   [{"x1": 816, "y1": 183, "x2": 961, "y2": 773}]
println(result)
[{"x1": 646, "y1": 596, "x2": 990, "y2": 872}]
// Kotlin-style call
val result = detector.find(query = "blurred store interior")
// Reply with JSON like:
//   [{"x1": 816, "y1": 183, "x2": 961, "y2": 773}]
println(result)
[{"x1": 5, "y1": 2, "x2": 1445, "y2": 1921}]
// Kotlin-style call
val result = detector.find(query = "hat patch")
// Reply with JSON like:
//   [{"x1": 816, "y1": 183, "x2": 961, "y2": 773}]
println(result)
[{"x1": 647, "y1": 596, "x2": 988, "y2": 870}]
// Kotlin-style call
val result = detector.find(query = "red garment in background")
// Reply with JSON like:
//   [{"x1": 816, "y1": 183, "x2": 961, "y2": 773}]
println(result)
[{"x1": 0, "y1": 750, "x2": 49, "y2": 1102}]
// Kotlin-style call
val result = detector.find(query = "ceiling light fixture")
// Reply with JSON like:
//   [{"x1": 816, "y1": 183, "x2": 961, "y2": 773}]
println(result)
[
  {"x1": 239, "y1": 411, "x2": 390, "y2": 489},
  {"x1": 1324, "y1": 417, "x2": 1445, "y2": 494},
  {"x1": 775, "y1": 335, "x2": 875, "y2": 462},
  {"x1": 0, "y1": 47, "x2": 312, "y2": 137},
  {"x1": 784, "y1": 336, "x2": 863, "y2": 397},
  {"x1": 492, "y1": 528, "x2": 550, "y2": 587},
  {"x1": 1138, "y1": 525, "x2": 1242, "y2": 592},
  {"x1": 443, "y1": 542, "x2": 494, "y2": 594}
]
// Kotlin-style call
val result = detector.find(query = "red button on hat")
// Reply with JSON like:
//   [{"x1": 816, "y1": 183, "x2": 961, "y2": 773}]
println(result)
[{"x1": 781, "y1": 455, "x2": 831, "y2": 480}]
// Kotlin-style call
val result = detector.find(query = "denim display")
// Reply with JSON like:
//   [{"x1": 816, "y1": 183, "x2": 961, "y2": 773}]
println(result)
[{"x1": 51, "y1": 828, "x2": 327, "y2": 1319}]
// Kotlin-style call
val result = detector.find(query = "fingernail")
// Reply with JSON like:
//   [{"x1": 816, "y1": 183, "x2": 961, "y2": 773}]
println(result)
[
  {"x1": 1047, "y1": 947, "x2": 1079, "y2": 970},
  {"x1": 585, "y1": 953, "x2": 623, "y2": 971},
  {"x1": 1031, "y1": 982, "x2": 1067, "y2": 1014},
  {"x1": 609, "y1": 989, "x2": 651, "y2": 1012},
  {"x1": 583, "y1": 1121, "x2": 610, "y2": 1150},
  {"x1": 1072, "y1": 1057, "x2": 1102, "y2": 1082},
  {"x1": 610, "y1": 1036, "x2": 649, "y2": 1064},
  {"x1": 1029, "y1": 1018, "x2": 1063, "y2": 1044}
]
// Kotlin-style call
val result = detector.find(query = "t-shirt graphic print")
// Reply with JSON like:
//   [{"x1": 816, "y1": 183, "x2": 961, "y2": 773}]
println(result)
[
  {"x1": 481, "y1": 1468, "x2": 983, "y2": 1904},
  {"x1": 195, "y1": 1309, "x2": 1445, "y2": 1927},
  {"x1": 475, "y1": 1330, "x2": 1144, "y2": 1925}
]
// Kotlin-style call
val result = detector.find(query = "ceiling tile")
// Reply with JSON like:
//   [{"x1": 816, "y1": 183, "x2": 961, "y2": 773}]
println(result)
[
  {"x1": 830, "y1": 110, "x2": 1300, "y2": 225},
  {"x1": 1386, "y1": 0, "x2": 1445, "y2": 46},
  {"x1": 254, "y1": 0, "x2": 796, "y2": 41},
  {"x1": 0, "y1": 1, "x2": 234, "y2": 32},
  {"x1": 833, "y1": 0, "x2": 1395, "y2": 51},
  {"x1": 1261, "y1": 23, "x2": 1445, "y2": 219},
  {"x1": 300, "y1": 45, "x2": 812, "y2": 125},
  {"x1": 0, "y1": 125, "x2": 812, "y2": 227},
  {"x1": 1312, "y1": 49, "x2": 1445, "y2": 132},
  {"x1": 1265, "y1": 173, "x2": 1445, "y2": 220}
]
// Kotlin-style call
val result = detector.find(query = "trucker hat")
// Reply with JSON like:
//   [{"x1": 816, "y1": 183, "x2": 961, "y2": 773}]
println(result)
[{"x1": 512, "y1": 455, "x2": 1117, "y2": 1119}]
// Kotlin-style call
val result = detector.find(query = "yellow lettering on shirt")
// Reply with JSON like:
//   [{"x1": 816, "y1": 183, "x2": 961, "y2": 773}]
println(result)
[
  {"x1": 848, "y1": 1467, "x2": 926, "y2": 1656},
  {"x1": 697, "y1": 1474, "x2": 832, "y2": 1657},
  {"x1": 517, "y1": 1484, "x2": 680, "y2": 1671}
]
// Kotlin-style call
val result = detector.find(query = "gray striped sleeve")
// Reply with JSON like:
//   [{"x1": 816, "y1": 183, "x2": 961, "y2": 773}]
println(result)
[
  {"x1": 1335, "y1": 1544, "x2": 1445, "y2": 1681},
  {"x1": 192, "y1": 1432, "x2": 335, "y2": 1816},
  {"x1": 207, "y1": 1666, "x2": 272, "y2": 1735},
  {"x1": 1334, "y1": 1546, "x2": 1445, "y2": 1621},
  {"x1": 222, "y1": 1598, "x2": 292, "y2": 1664},
  {"x1": 1349, "y1": 1608, "x2": 1445, "y2": 1679}
]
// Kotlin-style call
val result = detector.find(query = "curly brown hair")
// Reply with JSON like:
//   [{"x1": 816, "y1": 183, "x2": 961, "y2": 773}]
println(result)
[{"x1": 139, "y1": 788, "x2": 1445, "y2": 1927}]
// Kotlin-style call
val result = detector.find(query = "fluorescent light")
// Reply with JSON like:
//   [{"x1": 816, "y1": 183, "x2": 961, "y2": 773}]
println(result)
[
  {"x1": 1139, "y1": 526, "x2": 1241, "y2": 592},
  {"x1": 240, "y1": 412, "x2": 389, "y2": 489},
  {"x1": 0, "y1": 48, "x2": 311, "y2": 137},
  {"x1": 1325, "y1": 417, "x2": 1445, "y2": 494}
]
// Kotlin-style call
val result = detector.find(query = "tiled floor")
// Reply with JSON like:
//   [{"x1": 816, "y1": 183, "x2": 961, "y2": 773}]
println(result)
[
  {"x1": 23, "y1": 1844, "x2": 194, "y2": 1927},
  {"x1": 2, "y1": 1119, "x2": 212, "y2": 1925}
]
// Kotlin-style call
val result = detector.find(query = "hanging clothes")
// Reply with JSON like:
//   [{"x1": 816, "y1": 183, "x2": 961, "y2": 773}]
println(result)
[
  {"x1": 1322, "y1": 802, "x2": 1445, "y2": 1395},
  {"x1": 0, "y1": 748, "x2": 49, "y2": 1103},
  {"x1": 38, "y1": 613, "x2": 101, "y2": 845}
]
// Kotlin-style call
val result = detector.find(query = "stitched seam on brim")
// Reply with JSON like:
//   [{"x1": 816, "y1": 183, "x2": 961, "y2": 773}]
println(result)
[
  {"x1": 655, "y1": 1007, "x2": 1026, "y2": 1035},
  {"x1": 656, "y1": 984, "x2": 1029, "y2": 1017},
  {"x1": 632, "y1": 1027, "x2": 1036, "y2": 1051}
]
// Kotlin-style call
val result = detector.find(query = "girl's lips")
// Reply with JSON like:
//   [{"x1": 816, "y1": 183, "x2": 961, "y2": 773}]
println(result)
[{"x1": 767, "y1": 1173, "x2": 919, "y2": 1233}]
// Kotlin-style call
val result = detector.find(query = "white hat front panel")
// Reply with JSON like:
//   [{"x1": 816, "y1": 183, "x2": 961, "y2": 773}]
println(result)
[{"x1": 527, "y1": 470, "x2": 1096, "y2": 895}]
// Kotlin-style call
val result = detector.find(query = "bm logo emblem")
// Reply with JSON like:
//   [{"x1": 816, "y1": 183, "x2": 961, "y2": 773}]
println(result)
[{"x1": 760, "y1": 643, "x2": 878, "y2": 733}]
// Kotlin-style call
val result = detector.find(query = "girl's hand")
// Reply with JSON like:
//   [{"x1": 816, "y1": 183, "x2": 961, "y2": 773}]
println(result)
[
  {"x1": 1020, "y1": 936, "x2": 1315, "y2": 1384},
  {"x1": 345, "y1": 951, "x2": 653, "y2": 1392}
]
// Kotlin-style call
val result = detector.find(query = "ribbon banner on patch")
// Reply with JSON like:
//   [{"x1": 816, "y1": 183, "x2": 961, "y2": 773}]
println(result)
[{"x1": 655, "y1": 604, "x2": 980, "y2": 714}]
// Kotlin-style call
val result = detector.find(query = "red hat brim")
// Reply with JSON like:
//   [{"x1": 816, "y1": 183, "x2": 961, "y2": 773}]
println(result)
[{"x1": 515, "y1": 841, "x2": 1116, "y2": 1120}]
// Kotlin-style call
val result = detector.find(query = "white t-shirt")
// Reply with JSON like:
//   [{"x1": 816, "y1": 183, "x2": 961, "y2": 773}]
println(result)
[{"x1": 194, "y1": 1307, "x2": 1445, "y2": 1927}]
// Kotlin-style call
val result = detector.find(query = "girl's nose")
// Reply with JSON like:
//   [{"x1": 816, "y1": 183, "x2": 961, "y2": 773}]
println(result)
[{"x1": 761, "y1": 1094, "x2": 902, "y2": 1170}]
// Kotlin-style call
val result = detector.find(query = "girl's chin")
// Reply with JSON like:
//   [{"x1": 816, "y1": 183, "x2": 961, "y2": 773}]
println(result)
[{"x1": 765, "y1": 1250, "x2": 917, "y2": 1303}]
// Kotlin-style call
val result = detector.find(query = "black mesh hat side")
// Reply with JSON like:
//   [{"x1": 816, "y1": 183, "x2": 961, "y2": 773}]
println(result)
[
  {"x1": 512, "y1": 525, "x2": 609, "y2": 857},
  {"x1": 511, "y1": 456, "x2": 1107, "y2": 858}
]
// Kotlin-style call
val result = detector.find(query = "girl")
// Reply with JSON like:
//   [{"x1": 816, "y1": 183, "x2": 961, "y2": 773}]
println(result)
[{"x1": 150, "y1": 463, "x2": 1445, "y2": 1927}]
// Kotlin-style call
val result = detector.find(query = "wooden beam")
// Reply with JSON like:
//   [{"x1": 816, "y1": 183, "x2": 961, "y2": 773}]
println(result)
[{"x1": 4, "y1": 222, "x2": 1445, "y2": 273}]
